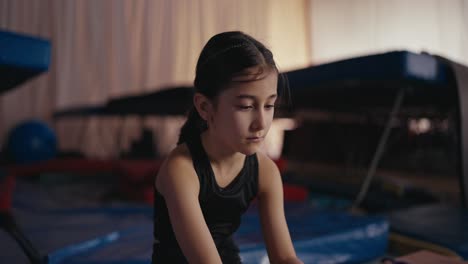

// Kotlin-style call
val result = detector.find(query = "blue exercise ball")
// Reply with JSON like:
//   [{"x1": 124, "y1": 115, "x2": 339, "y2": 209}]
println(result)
[{"x1": 7, "y1": 120, "x2": 57, "y2": 164}]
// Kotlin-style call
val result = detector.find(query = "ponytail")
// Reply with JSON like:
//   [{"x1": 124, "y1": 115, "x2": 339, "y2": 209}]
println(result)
[{"x1": 177, "y1": 107, "x2": 207, "y2": 145}]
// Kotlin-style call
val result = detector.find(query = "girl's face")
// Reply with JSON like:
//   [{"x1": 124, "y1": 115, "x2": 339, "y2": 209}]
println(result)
[{"x1": 207, "y1": 68, "x2": 278, "y2": 155}]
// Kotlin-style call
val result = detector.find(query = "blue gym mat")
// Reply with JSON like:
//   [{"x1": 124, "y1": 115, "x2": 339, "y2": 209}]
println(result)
[
  {"x1": 0, "y1": 30, "x2": 51, "y2": 94},
  {"x1": 388, "y1": 203, "x2": 468, "y2": 259},
  {"x1": 0, "y1": 180, "x2": 388, "y2": 264}
]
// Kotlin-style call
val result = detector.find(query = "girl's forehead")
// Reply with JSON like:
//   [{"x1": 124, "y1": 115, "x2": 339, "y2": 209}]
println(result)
[{"x1": 223, "y1": 71, "x2": 278, "y2": 98}]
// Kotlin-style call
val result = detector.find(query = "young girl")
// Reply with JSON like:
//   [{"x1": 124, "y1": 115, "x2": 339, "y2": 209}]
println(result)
[{"x1": 153, "y1": 31, "x2": 303, "y2": 264}]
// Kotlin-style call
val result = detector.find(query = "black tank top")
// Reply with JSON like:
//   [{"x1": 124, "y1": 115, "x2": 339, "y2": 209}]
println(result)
[{"x1": 152, "y1": 134, "x2": 259, "y2": 263}]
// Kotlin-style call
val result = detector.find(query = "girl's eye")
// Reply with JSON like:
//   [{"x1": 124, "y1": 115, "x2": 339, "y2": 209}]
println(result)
[
  {"x1": 265, "y1": 105, "x2": 275, "y2": 110},
  {"x1": 237, "y1": 105, "x2": 253, "y2": 110}
]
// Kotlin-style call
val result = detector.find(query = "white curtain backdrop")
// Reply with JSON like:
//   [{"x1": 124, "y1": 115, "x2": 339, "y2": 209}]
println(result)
[
  {"x1": 309, "y1": 0, "x2": 468, "y2": 65},
  {"x1": 0, "y1": 0, "x2": 310, "y2": 158},
  {"x1": 3, "y1": 0, "x2": 468, "y2": 159}
]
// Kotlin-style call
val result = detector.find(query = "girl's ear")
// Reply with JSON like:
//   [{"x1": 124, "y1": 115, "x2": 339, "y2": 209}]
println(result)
[{"x1": 193, "y1": 93, "x2": 213, "y2": 122}]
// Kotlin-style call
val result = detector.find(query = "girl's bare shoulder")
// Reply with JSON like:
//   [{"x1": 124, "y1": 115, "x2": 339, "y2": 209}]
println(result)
[
  {"x1": 255, "y1": 151, "x2": 282, "y2": 195},
  {"x1": 156, "y1": 143, "x2": 198, "y2": 196},
  {"x1": 160, "y1": 143, "x2": 194, "y2": 169},
  {"x1": 256, "y1": 151, "x2": 280, "y2": 176}
]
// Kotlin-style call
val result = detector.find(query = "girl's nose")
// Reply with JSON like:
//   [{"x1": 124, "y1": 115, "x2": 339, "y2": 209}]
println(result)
[{"x1": 251, "y1": 109, "x2": 267, "y2": 131}]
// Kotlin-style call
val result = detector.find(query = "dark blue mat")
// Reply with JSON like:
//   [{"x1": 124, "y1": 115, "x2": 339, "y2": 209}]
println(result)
[
  {"x1": 0, "y1": 30, "x2": 51, "y2": 94},
  {"x1": 388, "y1": 203, "x2": 468, "y2": 259},
  {"x1": 0, "y1": 181, "x2": 389, "y2": 263}
]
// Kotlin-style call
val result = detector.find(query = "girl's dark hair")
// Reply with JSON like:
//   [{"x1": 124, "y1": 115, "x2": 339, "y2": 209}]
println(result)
[{"x1": 178, "y1": 31, "x2": 290, "y2": 144}]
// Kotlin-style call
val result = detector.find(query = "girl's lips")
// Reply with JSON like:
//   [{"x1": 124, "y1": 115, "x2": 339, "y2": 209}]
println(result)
[{"x1": 246, "y1": 137, "x2": 263, "y2": 142}]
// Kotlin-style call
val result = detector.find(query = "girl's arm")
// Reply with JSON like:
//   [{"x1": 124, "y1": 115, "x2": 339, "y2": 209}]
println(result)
[
  {"x1": 257, "y1": 153, "x2": 303, "y2": 264},
  {"x1": 156, "y1": 150, "x2": 222, "y2": 264}
]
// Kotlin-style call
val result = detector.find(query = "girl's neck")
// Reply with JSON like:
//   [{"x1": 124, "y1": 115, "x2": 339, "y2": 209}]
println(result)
[{"x1": 200, "y1": 130, "x2": 245, "y2": 169}]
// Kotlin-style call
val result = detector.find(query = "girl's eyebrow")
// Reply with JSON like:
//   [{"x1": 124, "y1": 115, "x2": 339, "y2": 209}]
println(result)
[{"x1": 236, "y1": 94, "x2": 277, "y2": 100}]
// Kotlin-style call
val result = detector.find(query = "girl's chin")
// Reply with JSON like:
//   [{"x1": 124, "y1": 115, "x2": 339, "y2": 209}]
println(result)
[{"x1": 239, "y1": 145, "x2": 261, "y2": 156}]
